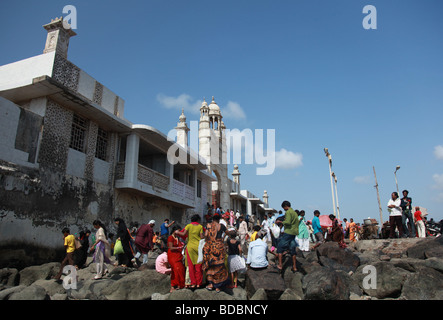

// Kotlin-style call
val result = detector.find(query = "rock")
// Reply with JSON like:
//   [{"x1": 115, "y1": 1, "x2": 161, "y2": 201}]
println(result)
[
  {"x1": 51, "y1": 293, "x2": 68, "y2": 300},
  {"x1": 316, "y1": 242, "x2": 360, "y2": 272},
  {"x1": 299, "y1": 261, "x2": 323, "y2": 275},
  {"x1": 279, "y1": 288, "x2": 302, "y2": 300},
  {"x1": 355, "y1": 262, "x2": 409, "y2": 299},
  {"x1": 18, "y1": 262, "x2": 60, "y2": 286},
  {"x1": 151, "y1": 292, "x2": 170, "y2": 300},
  {"x1": 423, "y1": 257, "x2": 443, "y2": 273},
  {"x1": 231, "y1": 286, "x2": 248, "y2": 300},
  {"x1": 302, "y1": 268, "x2": 350, "y2": 300},
  {"x1": 32, "y1": 279, "x2": 66, "y2": 296},
  {"x1": 9, "y1": 284, "x2": 49, "y2": 300},
  {"x1": 169, "y1": 288, "x2": 196, "y2": 300},
  {"x1": 249, "y1": 288, "x2": 267, "y2": 300},
  {"x1": 101, "y1": 269, "x2": 170, "y2": 300},
  {"x1": 424, "y1": 246, "x2": 443, "y2": 259},
  {"x1": 283, "y1": 268, "x2": 304, "y2": 298},
  {"x1": 407, "y1": 237, "x2": 443, "y2": 259},
  {"x1": 68, "y1": 278, "x2": 114, "y2": 300},
  {"x1": 0, "y1": 268, "x2": 19, "y2": 286},
  {"x1": 193, "y1": 288, "x2": 235, "y2": 300},
  {"x1": 0, "y1": 285, "x2": 27, "y2": 300},
  {"x1": 401, "y1": 267, "x2": 443, "y2": 300},
  {"x1": 245, "y1": 267, "x2": 285, "y2": 300}
]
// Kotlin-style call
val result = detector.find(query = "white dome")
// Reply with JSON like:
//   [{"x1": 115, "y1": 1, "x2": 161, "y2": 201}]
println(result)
[{"x1": 208, "y1": 96, "x2": 221, "y2": 116}]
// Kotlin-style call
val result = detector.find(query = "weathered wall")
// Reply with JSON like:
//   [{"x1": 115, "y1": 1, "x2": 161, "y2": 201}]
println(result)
[{"x1": 0, "y1": 97, "x2": 117, "y2": 268}]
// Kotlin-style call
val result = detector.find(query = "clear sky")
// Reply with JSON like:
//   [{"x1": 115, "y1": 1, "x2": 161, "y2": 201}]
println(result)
[{"x1": 1, "y1": 0, "x2": 443, "y2": 224}]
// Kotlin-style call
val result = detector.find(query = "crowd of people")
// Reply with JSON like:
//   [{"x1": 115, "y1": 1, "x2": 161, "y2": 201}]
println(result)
[{"x1": 53, "y1": 191, "x2": 441, "y2": 292}]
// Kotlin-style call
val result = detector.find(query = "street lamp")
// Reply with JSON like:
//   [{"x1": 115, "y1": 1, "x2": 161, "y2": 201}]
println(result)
[
  {"x1": 332, "y1": 171, "x2": 340, "y2": 220},
  {"x1": 394, "y1": 165, "x2": 400, "y2": 194},
  {"x1": 324, "y1": 148, "x2": 337, "y2": 216}
]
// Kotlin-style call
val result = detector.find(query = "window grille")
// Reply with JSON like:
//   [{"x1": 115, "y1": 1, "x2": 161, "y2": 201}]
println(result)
[{"x1": 70, "y1": 114, "x2": 87, "y2": 152}]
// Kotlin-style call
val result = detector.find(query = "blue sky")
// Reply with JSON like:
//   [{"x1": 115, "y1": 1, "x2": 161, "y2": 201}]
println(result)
[{"x1": 1, "y1": 0, "x2": 443, "y2": 224}]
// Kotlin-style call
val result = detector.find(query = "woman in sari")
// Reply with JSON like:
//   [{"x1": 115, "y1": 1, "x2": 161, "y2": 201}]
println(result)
[
  {"x1": 175, "y1": 214, "x2": 205, "y2": 289},
  {"x1": 349, "y1": 218, "x2": 357, "y2": 242},
  {"x1": 296, "y1": 210, "x2": 310, "y2": 252},
  {"x1": 91, "y1": 220, "x2": 112, "y2": 280},
  {"x1": 202, "y1": 213, "x2": 230, "y2": 292},
  {"x1": 329, "y1": 214, "x2": 347, "y2": 248},
  {"x1": 167, "y1": 225, "x2": 186, "y2": 292}
]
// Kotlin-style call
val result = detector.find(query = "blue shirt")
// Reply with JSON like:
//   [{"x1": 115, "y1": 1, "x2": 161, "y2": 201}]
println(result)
[
  {"x1": 312, "y1": 216, "x2": 322, "y2": 234},
  {"x1": 246, "y1": 239, "x2": 269, "y2": 268},
  {"x1": 160, "y1": 222, "x2": 169, "y2": 236}
]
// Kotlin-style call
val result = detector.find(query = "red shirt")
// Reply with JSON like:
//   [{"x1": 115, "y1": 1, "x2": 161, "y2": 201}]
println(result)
[{"x1": 414, "y1": 210, "x2": 422, "y2": 221}]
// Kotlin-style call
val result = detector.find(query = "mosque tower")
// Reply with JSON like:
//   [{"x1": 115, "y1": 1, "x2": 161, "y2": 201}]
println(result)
[{"x1": 198, "y1": 97, "x2": 229, "y2": 210}]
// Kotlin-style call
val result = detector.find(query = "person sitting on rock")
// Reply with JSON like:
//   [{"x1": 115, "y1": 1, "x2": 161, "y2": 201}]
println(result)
[{"x1": 246, "y1": 230, "x2": 276, "y2": 270}]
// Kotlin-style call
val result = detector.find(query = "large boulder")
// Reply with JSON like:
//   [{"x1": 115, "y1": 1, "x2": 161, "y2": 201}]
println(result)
[
  {"x1": 101, "y1": 269, "x2": 170, "y2": 300},
  {"x1": 407, "y1": 237, "x2": 443, "y2": 259},
  {"x1": 19, "y1": 262, "x2": 60, "y2": 286},
  {"x1": 316, "y1": 242, "x2": 360, "y2": 272},
  {"x1": 354, "y1": 262, "x2": 409, "y2": 299},
  {"x1": 245, "y1": 267, "x2": 285, "y2": 300},
  {"x1": 400, "y1": 267, "x2": 443, "y2": 300},
  {"x1": 0, "y1": 268, "x2": 19, "y2": 286},
  {"x1": 302, "y1": 268, "x2": 350, "y2": 300},
  {"x1": 8, "y1": 284, "x2": 49, "y2": 300}
]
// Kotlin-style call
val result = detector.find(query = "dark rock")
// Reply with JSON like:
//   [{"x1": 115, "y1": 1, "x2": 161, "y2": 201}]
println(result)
[
  {"x1": 245, "y1": 267, "x2": 285, "y2": 300},
  {"x1": 302, "y1": 268, "x2": 350, "y2": 300},
  {"x1": 9, "y1": 284, "x2": 49, "y2": 300},
  {"x1": 407, "y1": 237, "x2": 443, "y2": 259},
  {"x1": 18, "y1": 262, "x2": 60, "y2": 286},
  {"x1": 316, "y1": 242, "x2": 360, "y2": 272},
  {"x1": 101, "y1": 269, "x2": 170, "y2": 300},
  {"x1": 354, "y1": 262, "x2": 409, "y2": 299},
  {"x1": 0, "y1": 268, "x2": 19, "y2": 286},
  {"x1": 279, "y1": 288, "x2": 302, "y2": 300},
  {"x1": 401, "y1": 267, "x2": 443, "y2": 300}
]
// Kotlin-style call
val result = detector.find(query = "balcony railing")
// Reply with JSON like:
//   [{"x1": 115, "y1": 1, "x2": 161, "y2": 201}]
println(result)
[
  {"x1": 172, "y1": 179, "x2": 195, "y2": 201},
  {"x1": 115, "y1": 162, "x2": 169, "y2": 191}
]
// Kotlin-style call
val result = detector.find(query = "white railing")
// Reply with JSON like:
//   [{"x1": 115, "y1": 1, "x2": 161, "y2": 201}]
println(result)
[{"x1": 173, "y1": 179, "x2": 195, "y2": 200}]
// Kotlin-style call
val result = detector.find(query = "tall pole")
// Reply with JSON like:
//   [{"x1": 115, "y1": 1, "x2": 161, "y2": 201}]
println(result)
[
  {"x1": 332, "y1": 172, "x2": 340, "y2": 220},
  {"x1": 324, "y1": 148, "x2": 336, "y2": 216},
  {"x1": 373, "y1": 166, "x2": 383, "y2": 226},
  {"x1": 394, "y1": 165, "x2": 400, "y2": 195}
]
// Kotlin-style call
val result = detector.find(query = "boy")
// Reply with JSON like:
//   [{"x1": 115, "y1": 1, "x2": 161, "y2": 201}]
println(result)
[{"x1": 54, "y1": 227, "x2": 76, "y2": 282}]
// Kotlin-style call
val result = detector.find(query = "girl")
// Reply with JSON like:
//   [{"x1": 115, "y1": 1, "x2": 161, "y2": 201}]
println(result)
[
  {"x1": 91, "y1": 220, "x2": 112, "y2": 280},
  {"x1": 167, "y1": 225, "x2": 186, "y2": 292},
  {"x1": 226, "y1": 229, "x2": 243, "y2": 288}
]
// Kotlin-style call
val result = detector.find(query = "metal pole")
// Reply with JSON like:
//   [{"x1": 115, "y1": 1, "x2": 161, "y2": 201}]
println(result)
[
  {"x1": 333, "y1": 173, "x2": 340, "y2": 220},
  {"x1": 373, "y1": 166, "x2": 383, "y2": 226},
  {"x1": 324, "y1": 148, "x2": 336, "y2": 216},
  {"x1": 394, "y1": 165, "x2": 400, "y2": 194}
]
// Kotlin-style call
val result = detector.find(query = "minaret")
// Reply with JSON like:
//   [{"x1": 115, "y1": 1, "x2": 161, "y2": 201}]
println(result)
[
  {"x1": 232, "y1": 164, "x2": 241, "y2": 187},
  {"x1": 263, "y1": 190, "x2": 269, "y2": 206},
  {"x1": 43, "y1": 17, "x2": 77, "y2": 58},
  {"x1": 175, "y1": 109, "x2": 189, "y2": 148},
  {"x1": 199, "y1": 98, "x2": 211, "y2": 165}
]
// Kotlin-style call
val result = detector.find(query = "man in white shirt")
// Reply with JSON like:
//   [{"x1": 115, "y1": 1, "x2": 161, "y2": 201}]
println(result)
[
  {"x1": 261, "y1": 215, "x2": 271, "y2": 243},
  {"x1": 246, "y1": 230, "x2": 274, "y2": 269},
  {"x1": 387, "y1": 192, "x2": 405, "y2": 238}
]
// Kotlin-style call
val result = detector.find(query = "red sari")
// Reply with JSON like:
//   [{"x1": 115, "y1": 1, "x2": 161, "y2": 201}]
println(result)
[{"x1": 167, "y1": 235, "x2": 185, "y2": 289}]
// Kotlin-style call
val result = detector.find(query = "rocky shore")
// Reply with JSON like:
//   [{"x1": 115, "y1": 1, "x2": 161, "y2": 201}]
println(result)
[{"x1": 1, "y1": 236, "x2": 442, "y2": 300}]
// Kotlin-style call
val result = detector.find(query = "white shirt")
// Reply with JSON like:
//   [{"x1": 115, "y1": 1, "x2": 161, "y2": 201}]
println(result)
[{"x1": 387, "y1": 198, "x2": 402, "y2": 216}]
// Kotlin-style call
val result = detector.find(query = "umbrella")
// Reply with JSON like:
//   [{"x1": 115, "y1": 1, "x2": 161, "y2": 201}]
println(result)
[{"x1": 319, "y1": 215, "x2": 342, "y2": 228}]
